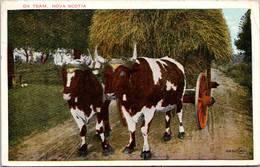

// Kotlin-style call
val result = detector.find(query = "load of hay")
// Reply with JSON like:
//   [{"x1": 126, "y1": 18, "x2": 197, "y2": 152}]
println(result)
[{"x1": 89, "y1": 9, "x2": 232, "y2": 88}]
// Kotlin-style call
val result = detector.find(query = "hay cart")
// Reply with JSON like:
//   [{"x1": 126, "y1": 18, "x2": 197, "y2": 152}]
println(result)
[
  {"x1": 116, "y1": 65, "x2": 219, "y2": 130},
  {"x1": 90, "y1": 10, "x2": 231, "y2": 130}
]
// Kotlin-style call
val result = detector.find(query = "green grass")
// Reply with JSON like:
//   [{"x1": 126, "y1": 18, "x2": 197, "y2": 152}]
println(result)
[
  {"x1": 14, "y1": 62, "x2": 63, "y2": 85},
  {"x1": 9, "y1": 62, "x2": 70, "y2": 147},
  {"x1": 217, "y1": 62, "x2": 252, "y2": 96},
  {"x1": 215, "y1": 61, "x2": 252, "y2": 114},
  {"x1": 8, "y1": 84, "x2": 70, "y2": 147}
]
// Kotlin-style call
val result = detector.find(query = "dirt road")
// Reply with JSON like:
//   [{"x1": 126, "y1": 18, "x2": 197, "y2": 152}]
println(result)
[{"x1": 10, "y1": 69, "x2": 253, "y2": 161}]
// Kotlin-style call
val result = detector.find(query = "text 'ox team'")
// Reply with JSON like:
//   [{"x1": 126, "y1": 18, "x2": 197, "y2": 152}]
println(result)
[{"x1": 56, "y1": 45, "x2": 186, "y2": 160}]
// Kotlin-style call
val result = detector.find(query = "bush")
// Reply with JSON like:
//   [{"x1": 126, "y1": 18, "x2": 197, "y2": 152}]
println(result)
[
  {"x1": 14, "y1": 62, "x2": 63, "y2": 85},
  {"x1": 220, "y1": 62, "x2": 252, "y2": 96}
]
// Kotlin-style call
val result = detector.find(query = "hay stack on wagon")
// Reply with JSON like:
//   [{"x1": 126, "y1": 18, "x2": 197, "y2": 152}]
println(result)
[{"x1": 89, "y1": 9, "x2": 232, "y2": 87}]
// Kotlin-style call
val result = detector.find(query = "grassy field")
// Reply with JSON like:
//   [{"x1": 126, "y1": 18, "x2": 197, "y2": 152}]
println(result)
[
  {"x1": 8, "y1": 62, "x2": 70, "y2": 147},
  {"x1": 216, "y1": 61, "x2": 252, "y2": 96},
  {"x1": 214, "y1": 61, "x2": 252, "y2": 114}
]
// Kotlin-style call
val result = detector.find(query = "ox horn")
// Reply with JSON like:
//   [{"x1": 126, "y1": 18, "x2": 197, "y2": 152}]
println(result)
[
  {"x1": 123, "y1": 44, "x2": 139, "y2": 69},
  {"x1": 87, "y1": 48, "x2": 91, "y2": 57},
  {"x1": 85, "y1": 48, "x2": 93, "y2": 66},
  {"x1": 95, "y1": 46, "x2": 98, "y2": 58},
  {"x1": 94, "y1": 46, "x2": 105, "y2": 63},
  {"x1": 130, "y1": 44, "x2": 137, "y2": 62}
]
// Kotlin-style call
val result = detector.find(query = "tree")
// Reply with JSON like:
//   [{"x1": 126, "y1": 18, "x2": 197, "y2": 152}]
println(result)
[
  {"x1": 8, "y1": 10, "x2": 93, "y2": 57},
  {"x1": 58, "y1": 10, "x2": 93, "y2": 58},
  {"x1": 234, "y1": 9, "x2": 252, "y2": 94},
  {"x1": 235, "y1": 10, "x2": 251, "y2": 62},
  {"x1": 8, "y1": 10, "x2": 93, "y2": 87}
]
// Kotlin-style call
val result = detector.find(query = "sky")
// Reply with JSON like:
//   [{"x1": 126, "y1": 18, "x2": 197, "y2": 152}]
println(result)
[{"x1": 222, "y1": 8, "x2": 249, "y2": 54}]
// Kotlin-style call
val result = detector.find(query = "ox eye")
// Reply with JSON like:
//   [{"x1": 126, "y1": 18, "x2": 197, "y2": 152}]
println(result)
[{"x1": 120, "y1": 71, "x2": 126, "y2": 76}]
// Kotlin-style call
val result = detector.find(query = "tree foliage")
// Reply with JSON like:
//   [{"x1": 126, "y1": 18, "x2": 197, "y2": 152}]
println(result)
[
  {"x1": 235, "y1": 9, "x2": 251, "y2": 62},
  {"x1": 8, "y1": 10, "x2": 93, "y2": 55},
  {"x1": 233, "y1": 9, "x2": 252, "y2": 95},
  {"x1": 8, "y1": 10, "x2": 93, "y2": 87}
]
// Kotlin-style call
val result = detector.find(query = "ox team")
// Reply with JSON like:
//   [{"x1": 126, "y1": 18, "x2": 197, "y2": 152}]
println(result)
[{"x1": 59, "y1": 46, "x2": 186, "y2": 160}]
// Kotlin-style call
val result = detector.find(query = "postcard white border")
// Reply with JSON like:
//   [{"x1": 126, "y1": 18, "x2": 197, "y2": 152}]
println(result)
[{"x1": 1, "y1": 0, "x2": 260, "y2": 166}]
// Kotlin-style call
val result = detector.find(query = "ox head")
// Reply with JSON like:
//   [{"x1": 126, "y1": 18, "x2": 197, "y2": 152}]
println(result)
[
  {"x1": 54, "y1": 47, "x2": 105, "y2": 101},
  {"x1": 61, "y1": 59, "x2": 89, "y2": 101},
  {"x1": 104, "y1": 45, "x2": 138, "y2": 100}
]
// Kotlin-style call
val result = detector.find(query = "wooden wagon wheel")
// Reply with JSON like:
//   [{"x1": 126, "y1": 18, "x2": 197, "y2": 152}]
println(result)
[{"x1": 195, "y1": 73, "x2": 210, "y2": 129}]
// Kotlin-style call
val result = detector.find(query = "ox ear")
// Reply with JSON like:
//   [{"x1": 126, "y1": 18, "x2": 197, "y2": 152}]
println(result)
[{"x1": 130, "y1": 44, "x2": 137, "y2": 62}]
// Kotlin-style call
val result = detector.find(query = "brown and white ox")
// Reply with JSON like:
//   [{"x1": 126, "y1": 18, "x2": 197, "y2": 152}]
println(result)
[
  {"x1": 60, "y1": 55, "x2": 113, "y2": 156},
  {"x1": 104, "y1": 48, "x2": 186, "y2": 160}
]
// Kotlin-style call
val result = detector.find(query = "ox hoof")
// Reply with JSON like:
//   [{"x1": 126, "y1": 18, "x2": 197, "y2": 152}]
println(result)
[
  {"x1": 140, "y1": 150, "x2": 152, "y2": 160},
  {"x1": 163, "y1": 132, "x2": 171, "y2": 142},
  {"x1": 103, "y1": 145, "x2": 114, "y2": 156},
  {"x1": 178, "y1": 132, "x2": 186, "y2": 139},
  {"x1": 122, "y1": 147, "x2": 134, "y2": 154},
  {"x1": 104, "y1": 130, "x2": 110, "y2": 138},
  {"x1": 78, "y1": 144, "x2": 88, "y2": 157}
]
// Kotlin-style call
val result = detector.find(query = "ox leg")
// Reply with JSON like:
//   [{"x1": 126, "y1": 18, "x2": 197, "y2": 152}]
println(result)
[
  {"x1": 70, "y1": 108, "x2": 88, "y2": 156},
  {"x1": 163, "y1": 111, "x2": 172, "y2": 141},
  {"x1": 78, "y1": 125, "x2": 88, "y2": 156},
  {"x1": 140, "y1": 110, "x2": 155, "y2": 160},
  {"x1": 176, "y1": 101, "x2": 185, "y2": 139},
  {"x1": 101, "y1": 100, "x2": 111, "y2": 137},
  {"x1": 96, "y1": 108, "x2": 114, "y2": 156},
  {"x1": 121, "y1": 106, "x2": 136, "y2": 154}
]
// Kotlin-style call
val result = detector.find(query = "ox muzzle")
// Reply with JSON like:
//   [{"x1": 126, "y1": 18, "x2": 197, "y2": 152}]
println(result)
[
  {"x1": 105, "y1": 93, "x2": 117, "y2": 100},
  {"x1": 63, "y1": 93, "x2": 71, "y2": 101}
]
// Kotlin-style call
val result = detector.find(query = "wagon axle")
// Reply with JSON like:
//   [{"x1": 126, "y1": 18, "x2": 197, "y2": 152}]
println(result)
[{"x1": 198, "y1": 95, "x2": 215, "y2": 106}]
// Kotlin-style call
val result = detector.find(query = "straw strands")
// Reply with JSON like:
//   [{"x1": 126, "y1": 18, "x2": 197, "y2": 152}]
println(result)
[{"x1": 89, "y1": 9, "x2": 232, "y2": 86}]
